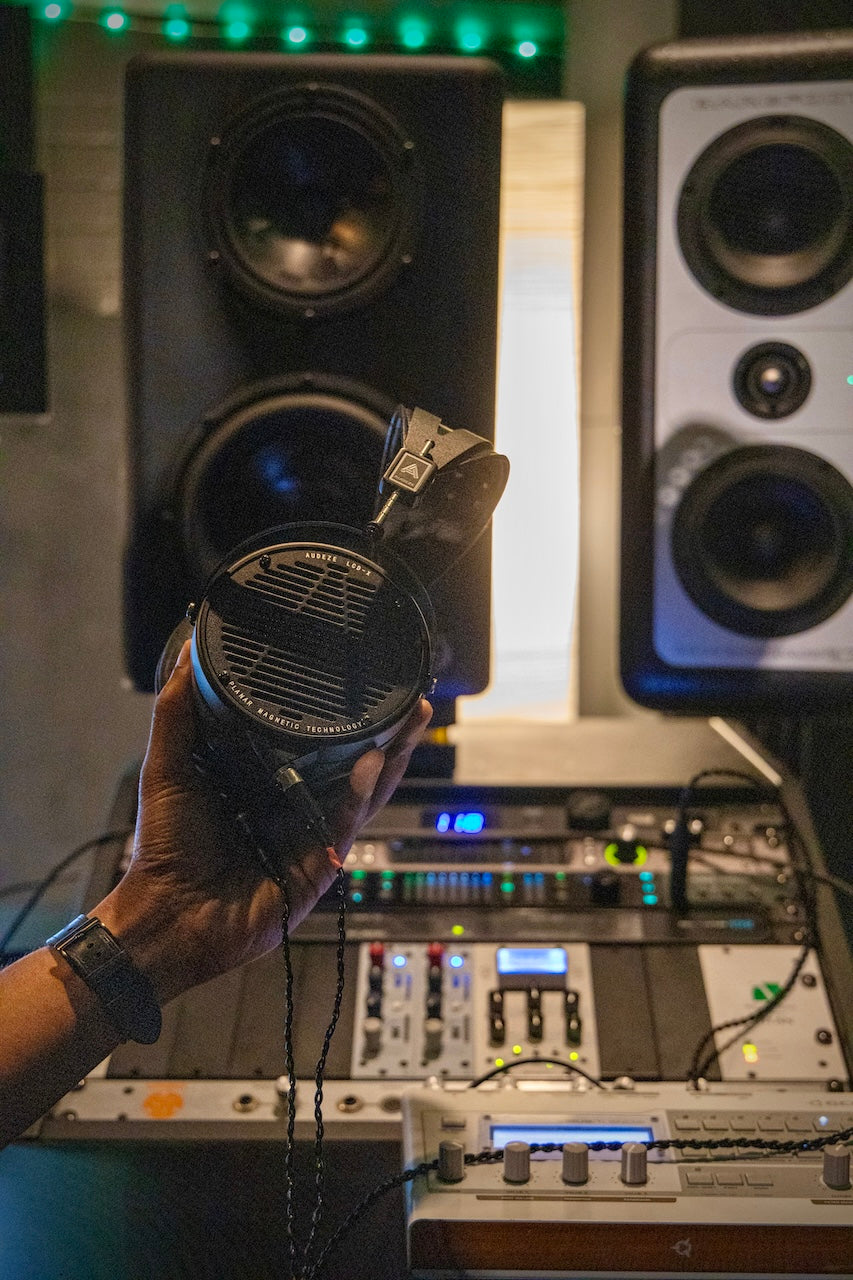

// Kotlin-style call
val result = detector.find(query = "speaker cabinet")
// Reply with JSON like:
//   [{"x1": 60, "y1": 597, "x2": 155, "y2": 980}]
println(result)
[
  {"x1": 621, "y1": 30, "x2": 853, "y2": 713},
  {"x1": 122, "y1": 52, "x2": 503, "y2": 705},
  {"x1": 0, "y1": 171, "x2": 47, "y2": 415}
]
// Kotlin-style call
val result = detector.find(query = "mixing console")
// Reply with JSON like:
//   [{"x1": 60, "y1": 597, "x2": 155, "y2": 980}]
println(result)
[{"x1": 402, "y1": 1082, "x2": 853, "y2": 1277}]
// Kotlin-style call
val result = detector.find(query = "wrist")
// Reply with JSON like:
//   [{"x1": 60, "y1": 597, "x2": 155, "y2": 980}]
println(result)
[
  {"x1": 95, "y1": 884, "x2": 192, "y2": 1007},
  {"x1": 46, "y1": 915, "x2": 162, "y2": 1045}
]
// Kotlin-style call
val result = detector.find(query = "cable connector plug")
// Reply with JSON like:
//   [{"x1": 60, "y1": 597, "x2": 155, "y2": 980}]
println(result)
[
  {"x1": 668, "y1": 812, "x2": 692, "y2": 915},
  {"x1": 274, "y1": 765, "x2": 337, "y2": 857}
]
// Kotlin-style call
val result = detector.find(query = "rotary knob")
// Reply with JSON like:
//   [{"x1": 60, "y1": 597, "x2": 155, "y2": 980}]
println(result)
[
  {"x1": 438, "y1": 1140, "x2": 465, "y2": 1183},
  {"x1": 362, "y1": 1015, "x2": 382, "y2": 1058},
  {"x1": 823, "y1": 1144, "x2": 851, "y2": 1190},
  {"x1": 620, "y1": 1142, "x2": 648, "y2": 1185},
  {"x1": 503, "y1": 1141, "x2": 531, "y2": 1184},
  {"x1": 562, "y1": 1141, "x2": 589, "y2": 1185}
]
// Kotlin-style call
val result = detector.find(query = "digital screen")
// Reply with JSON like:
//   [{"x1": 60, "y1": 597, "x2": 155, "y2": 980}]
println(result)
[
  {"x1": 489, "y1": 1123, "x2": 654, "y2": 1148},
  {"x1": 427, "y1": 809, "x2": 490, "y2": 834},
  {"x1": 496, "y1": 947, "x2": 567, "y2": 976}
]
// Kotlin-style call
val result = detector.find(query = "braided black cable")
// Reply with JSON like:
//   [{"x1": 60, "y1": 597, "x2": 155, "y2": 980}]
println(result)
[
  {"x1": 305, "y1": 1161, "x2": 435, "y2": 1280},
  {"x1": 688, "y1": 939, "x2": 812, "y2": 1085},
  {"x1": 279, "y1": 890, "x2": 300, "y2": 1280},
  {"x1": 0, "y1": 829, "x2": 134, "y2": 959},
  {"x1": 302, "y1": 869, "x2": 348, "y2": 1274},
  {"x1": 303, "y1": 1119, "x2": 853, "y2": 1279}
]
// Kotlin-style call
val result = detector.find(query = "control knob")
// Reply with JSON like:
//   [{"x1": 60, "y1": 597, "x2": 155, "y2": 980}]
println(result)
[
  {"x1": 620, "y1": 1142, "x2": 648, "y2": 1185},
  {"x1": 823, "y1": 1144, "x2": 851, "y2": 1190},
  {"x1": 562, "y1": 1141, "x2": 589, "y2": 1185},
  {"x1": 503, "y1": 1141, "x2": 531, "y2": 1184}
]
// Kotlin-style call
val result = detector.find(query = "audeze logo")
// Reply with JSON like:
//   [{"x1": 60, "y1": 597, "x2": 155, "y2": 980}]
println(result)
[{"x1": 752, "y1": 982, "x2": 782, "y2": 1001}]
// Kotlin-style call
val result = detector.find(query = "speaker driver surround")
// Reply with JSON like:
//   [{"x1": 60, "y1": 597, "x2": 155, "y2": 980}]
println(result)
[
  {"x1": 678, "y1": 115, "x2": 853, "y2": 315},
  {"x1": 671, "y1": 444, "x2": 853, "y2": 638},
  {"x1": 204, "y1": 82, "x2": 415, "y2": 316}
]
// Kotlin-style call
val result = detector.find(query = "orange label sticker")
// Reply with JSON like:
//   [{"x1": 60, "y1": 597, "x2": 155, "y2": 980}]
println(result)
[{"x1": 142, "y1": 1089, "x2": 184, "y2": 1119}]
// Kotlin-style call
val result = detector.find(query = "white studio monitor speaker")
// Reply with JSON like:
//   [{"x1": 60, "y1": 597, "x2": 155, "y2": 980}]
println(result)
[{"x1": 620, "y1": 29, "x2": 853, "y2": 713}]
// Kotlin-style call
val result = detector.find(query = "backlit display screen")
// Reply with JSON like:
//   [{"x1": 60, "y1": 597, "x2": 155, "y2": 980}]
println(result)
[
  {"x1": 489, "y1": 1123, "x2": 654, "y2": 1148},
  {"x1": 496, "y1": 947, "x2": 567, "y2": 976},
  {"x1": 425, "y1": 809, "x2": 493, "y2": 834}
]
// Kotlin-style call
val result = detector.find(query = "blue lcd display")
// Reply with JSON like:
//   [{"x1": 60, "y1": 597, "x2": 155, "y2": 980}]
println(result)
[
  {"x1": 490, "y1": 1123, "x2": 654, "y2": 1149},
  {"x1": 496, "y1": 947, "x2": 567, "y2": 976},
  {"x1": 435, "y1": 811, "x2": 486, "y2": 834}
]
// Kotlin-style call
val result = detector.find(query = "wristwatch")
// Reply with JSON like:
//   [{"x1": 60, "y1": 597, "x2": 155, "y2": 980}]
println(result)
[{"x1": 46, "y1": 914, "x2": 162, "y2": 1044}]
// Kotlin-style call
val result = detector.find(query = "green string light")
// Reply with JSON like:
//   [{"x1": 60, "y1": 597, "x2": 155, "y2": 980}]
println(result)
[
  {"x1": 162, "y1": 5, "x2": 189, "y2": 40},
  {"x1": 399, "y1": 17, "x2": 428, "y2": 49},
  {"x1": 100, "y1": 8, "x2": 128, "y2": 31},
  {"x1": 283, "y1": 24, "x2": 309, "y2": 46},
  {"x1": 342, "y1": 23, "x2": 368, "y2": 48}
]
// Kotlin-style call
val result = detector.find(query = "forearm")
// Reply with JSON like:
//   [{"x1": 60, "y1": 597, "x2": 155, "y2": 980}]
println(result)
[{"x1": 0, "y1": 945, "x2": 120, "y2": 1149}]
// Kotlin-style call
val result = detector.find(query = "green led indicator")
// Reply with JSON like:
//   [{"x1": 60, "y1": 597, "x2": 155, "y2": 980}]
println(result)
[
  {"x1": 500, "y1": 879, "x2": 515, "y2": 894},
  {"x1": 43, "y1": 2, "x2": 64, "y2": 19},
  {"x1": 163, "y1": 12, "x2": 190, "y2": 40},
  {"x1": 285, "y1": 25, "x2": 308, "y2": 45},
  {"x1": 457, "y1": 23, "x2": 485, "y2": 51},
  {"x1": 344, "y1": 25, "x2": 368, "y2": 47},
  {"x1": 848, "y1": 375, "x2": 853, "y2": 385},
  {"x1": 101, "y1": 9, "x2": 128, "y2": 31},
  {"x1": 400, "y1": 19, "x2": 428, "y2": 48},
  {"x1": 351, "y1": 868, "x2": 367, "y2": 880},
  {"x1": 517, "y1": 39, "x2": 538, "y2": 58}
]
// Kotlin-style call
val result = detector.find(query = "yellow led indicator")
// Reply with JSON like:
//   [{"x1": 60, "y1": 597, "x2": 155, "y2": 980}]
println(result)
[
  {"x1": 742, "y1": 1042, "x2": 759, "y2": 1064},
  {"x1": 494, "y1": 1058, "x2": 505, "y2": 1068},
  {"x1": 512, "y1": 1044, "x2": 523, "y2": 1055},
  {"x1": 569, "y1": 1051, "x2": 579, "y2": 1061},
  {"x1": 451, "y1": 924, "x2": 464, "y2": 936}
]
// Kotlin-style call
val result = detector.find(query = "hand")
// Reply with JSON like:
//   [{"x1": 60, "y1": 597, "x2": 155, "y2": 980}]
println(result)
[{"x1": 96, "y1": 641, "x2": 432, "y2": 1004}]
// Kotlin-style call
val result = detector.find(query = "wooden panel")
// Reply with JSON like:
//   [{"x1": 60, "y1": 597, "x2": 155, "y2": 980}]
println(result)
[{"x1": 410, "y1": 1219, "x2": 853, "y2": 1274}]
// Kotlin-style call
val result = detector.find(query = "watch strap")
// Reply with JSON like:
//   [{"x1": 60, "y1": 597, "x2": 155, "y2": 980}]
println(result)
[{"x1": 46, "y1": 914, "x2": 162, "y2": 1045}]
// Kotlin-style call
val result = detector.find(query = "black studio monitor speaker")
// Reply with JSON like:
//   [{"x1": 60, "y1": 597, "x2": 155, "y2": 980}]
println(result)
[
  {"x1": 621, "y1": 29, "x2": 853, "y2": 714},
  {"x1": 122, "y1": 52, "x2": 504, "y2": 711}
]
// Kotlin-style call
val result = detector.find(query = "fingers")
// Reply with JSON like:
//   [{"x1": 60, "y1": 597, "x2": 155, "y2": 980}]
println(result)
[
  {"x1": 366, "y1": 698, "x2": 433, "y2": 817},
  {"x1": 330, "y1": 749, "x2": 387, "y2": 856},
  {"x1": 139, "y1": 641, "x2": 198, "y2": 791}
]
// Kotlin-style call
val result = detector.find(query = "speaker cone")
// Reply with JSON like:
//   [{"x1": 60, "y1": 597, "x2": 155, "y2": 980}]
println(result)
[
  {"x1": 678, "y1": 115, "x2": 853, "y2": 315},
  {"x1": 176, "y1": 377, "x2": 395, "y2": 583},
  {"x1": 205, "y1": 83, "x2": 415, "y2": 315},
  {"x1": 671, "y1": 444, "x2": 853, "y2": 637}
]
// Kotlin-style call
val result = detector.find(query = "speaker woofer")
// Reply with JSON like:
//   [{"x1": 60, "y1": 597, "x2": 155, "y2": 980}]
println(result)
[
  {"x1": 678, "y1": 115, "x2": 853, "y2": 315},
  {"x1": 671, "y1": 445, "x2": 853, "y2": 637},
  {"x1": 204, "y1": 82, "x2": 415, "y2": 316},
  {"x1": 176, "y1": 376, "x2": 395, "y2": 583}
]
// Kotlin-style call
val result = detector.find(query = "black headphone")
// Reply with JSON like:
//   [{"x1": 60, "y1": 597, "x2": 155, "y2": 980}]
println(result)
[{"x1": 155, "y1": 405, "x2": 509, "y2": 866}]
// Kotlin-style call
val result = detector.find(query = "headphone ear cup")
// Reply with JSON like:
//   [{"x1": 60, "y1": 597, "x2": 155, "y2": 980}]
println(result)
[{"x1": 155, "y1": 618, "x2": 194, "y2": 694}]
